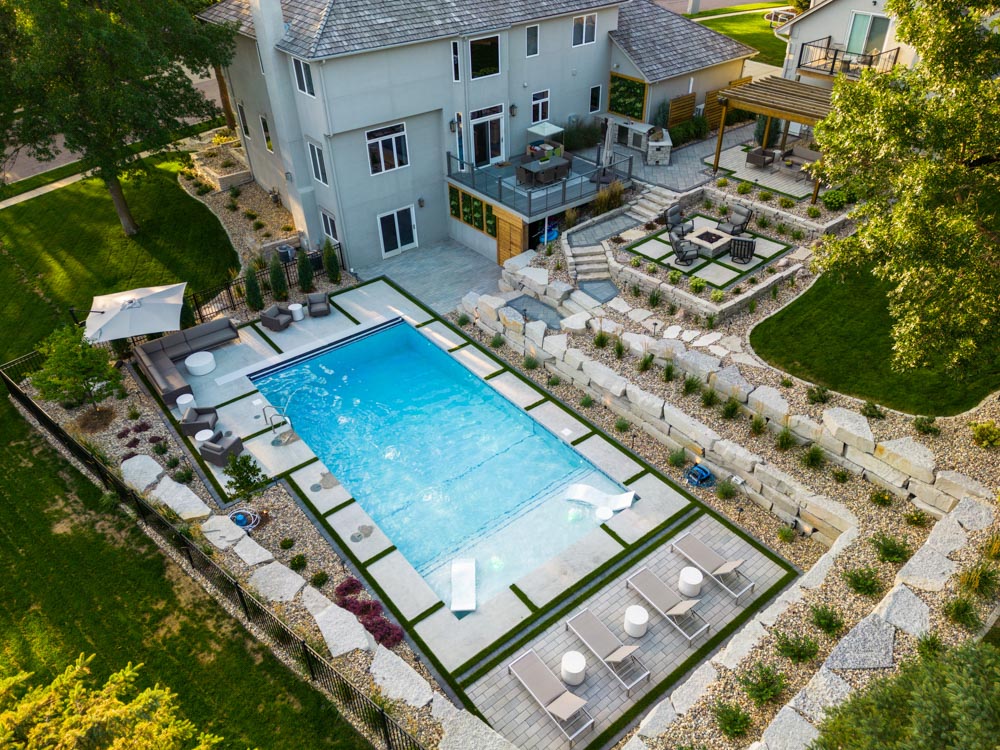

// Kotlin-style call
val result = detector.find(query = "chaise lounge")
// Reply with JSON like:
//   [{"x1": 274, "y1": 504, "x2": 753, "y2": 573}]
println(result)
[
  {"x1": 625, "y1": 567, "x2": 710, "y2": 643},
  {"x1": 672, "y1": 533, "x2": 755, "y2": 602},
  {"x1": 566, "y1": 609, "x2": 651, "y2": 696},
  {"x1": 134, "y1": 318, "x2": 239, "y2": 406},
  {"x1": 508, "y1": 650, "x2": 594, "y2": 746}
]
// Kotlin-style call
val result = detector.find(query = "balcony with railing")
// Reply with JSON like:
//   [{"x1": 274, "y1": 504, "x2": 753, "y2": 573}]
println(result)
[
  {"x1": 446, "y1": 151, "x2": 633, "y2": 221},
  {"x1": 797, "y1": 36, "x2": 899, "y2": 79}
]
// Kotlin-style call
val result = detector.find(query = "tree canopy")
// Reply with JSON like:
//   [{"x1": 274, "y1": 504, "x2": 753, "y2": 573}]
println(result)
[
  {"x1": 33, "y1": 325, "x2": 120, "y2": 411},
  {"x1": 0, "y1": 0, "x2": 234, "y2": 235},
  {"x1": 812, "y1": 0, "x2": 1000, "y2": 372},
  {"x1": 0, "y1": 654, "x2": 224, "y2": 749}
]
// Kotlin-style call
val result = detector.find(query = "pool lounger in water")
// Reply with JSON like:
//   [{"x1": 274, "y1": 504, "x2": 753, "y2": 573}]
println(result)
[
  {"x1": 565, "y1": 484, "x2": 636, "y2": 512},
  {"x1": 451, "y1": 558, "x2": 476, "y2": 612}
]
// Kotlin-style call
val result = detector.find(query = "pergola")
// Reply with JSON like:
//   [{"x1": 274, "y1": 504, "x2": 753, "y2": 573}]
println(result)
[{"x1": 712, "y1": 76, "x2": 833, "y2": 202}]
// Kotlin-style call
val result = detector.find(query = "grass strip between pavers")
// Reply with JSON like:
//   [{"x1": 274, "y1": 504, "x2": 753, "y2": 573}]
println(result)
[
  {"x1": 482, "y1": 367, "x2": 507, "y2": 380},
  {"x1": 409, "y1": 601, "x2": 446, "y2": 627},
  {"x1": 524, "y1": 397, "x2": 548, "y2": 411},
  {"x1": 571, "y1": 430, "x2": 596, "y2": 445},
  {"x1": 213, "y1": 389, "x2": 259, "y2": 409},
  {"x1": 326, "y1": 497, "x2": 356, "y2": 516},
  {"x1": 330, "y1": 301, "x2": 360, "y2": 325},
  {"x1": 242, "y1": 421, "x2": 286, "y2": 442},
  {"x1": 600, "y1": 523, "x2": 629, "y2": 548},
  {"x1": 580, "y1": 568, "x2": 798, "y2": 750},
  {"x1": 360, "y1": 546, "x2": 396, "y2": 568},
  {"x1": 251, "y1": 324, "x2": 283, "y2": 353},
  {"x1": 509, "y1": 584, "x2": 539, "y2": 613},
  {"x1": 447, "y1": 342, "x2": 468, "y2": 353}
]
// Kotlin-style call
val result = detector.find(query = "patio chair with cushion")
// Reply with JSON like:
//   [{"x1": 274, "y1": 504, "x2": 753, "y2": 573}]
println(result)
[
  {"x1": 261, "y1": 303, "x2": 292, "y2": 331},
  {"x1": 508, "y1": 650, "x2": 594, "y2": 746},
  {"x1": 625, "y1": 567, "x2": 710, "y2": 643},
  {"x1": 180, "y1": 406, "x2": 219, "y2": 437},
  {"x1": 664, "y1": 204, "x2": 693, "y2": 237},
  {"x1": 566, "y1": 609, "x2": 651, "y2": 696},
  {"x1": 746, "y1": 147, "x2": 774, "y2": 169},
  {"x1": 307, "y1": 292, "x2": 331, "y2": 317},
  {"x1": 199, "y1": 431, "x2": 244, "y2": 467},
  {"x1": 669, "y1": 231, "x2": 699, "y2": 267},
  {"x1": 672, "y1": 532, "x2": 755, "y2": 602},
  {"x1": 717, "y1": 205, "x2": 753, "y2": 236},
  {"x1": 729, "y1": 237, "x2": 756, "y2": 264}
]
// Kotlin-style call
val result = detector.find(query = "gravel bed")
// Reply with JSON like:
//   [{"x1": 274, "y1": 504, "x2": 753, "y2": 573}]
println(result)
[
  {"x1": 528, "y1": 242, "x2": 573, "y2": 285},
  {"x1": 195, "y1": 142, "x2": 247, "y2": 177}
]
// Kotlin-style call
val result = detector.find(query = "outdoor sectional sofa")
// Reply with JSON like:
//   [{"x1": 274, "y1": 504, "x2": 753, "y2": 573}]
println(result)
[{"x1": 134, "y1": 318, "x2": 239, "y2": 405}]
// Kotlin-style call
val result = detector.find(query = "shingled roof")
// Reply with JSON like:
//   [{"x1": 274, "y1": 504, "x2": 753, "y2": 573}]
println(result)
[
  {"x1": 200, "y1": 0, "x2": 623, "y2": 59},
  {"x1": 609, "y1": 0, "x2": 755, "y2": 82}
]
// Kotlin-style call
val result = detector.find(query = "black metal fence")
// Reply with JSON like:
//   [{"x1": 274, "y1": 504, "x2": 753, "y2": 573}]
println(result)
[{"x1": 0, "y1": 355, "x2": 427, "y2": 750}]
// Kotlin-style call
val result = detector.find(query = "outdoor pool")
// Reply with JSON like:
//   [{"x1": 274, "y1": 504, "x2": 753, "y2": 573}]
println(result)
[{"x1": 251, "y1": 320, "x2": 624, "y2": 605}]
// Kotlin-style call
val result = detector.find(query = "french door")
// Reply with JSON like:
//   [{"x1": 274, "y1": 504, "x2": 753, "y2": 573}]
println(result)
[
  {"x1": 470, "y1": 104, "x2": 504, "y2": 167},
  {"x1": 378, "y1": 205, "x2": 417, "y2": 258}
]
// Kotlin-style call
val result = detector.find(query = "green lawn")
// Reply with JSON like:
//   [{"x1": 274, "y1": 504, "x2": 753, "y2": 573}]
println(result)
[
  {"x1": 0, "y1": 167, "x2": 368, "y2": 747},
  {"x1": 700, "y1": 12, "x2": 789, "y2": 66},
  {"x1": 750, "y1": 269, "x2": 1000, "y2": 415},
  {"x1": 687, "y1": 2, "x2": 787, "y2": 19}
]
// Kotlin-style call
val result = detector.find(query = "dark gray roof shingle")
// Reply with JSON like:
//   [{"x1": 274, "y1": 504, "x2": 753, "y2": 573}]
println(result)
[
  {"x1": 609, "y1": 0, "x2": 755, "y2": 82},
  {"x1": 200, "y1": 0, "x2": 622, "y2": 58}
]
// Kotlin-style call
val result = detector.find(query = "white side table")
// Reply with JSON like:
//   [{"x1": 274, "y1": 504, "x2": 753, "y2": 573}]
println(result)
[
  {"x1": 185, "y1": 350, "x2": 216, "y2": 376},
  {"x1": 287, "y1": 302, "x2": 305, "y2": 321},
  {"x1": 194, "y1": 429, "x2": 215, "y2": 443},
  {"x1": 176, "y1": 393, "x2": 196, "y2": 412},
  {"x1": 595, "y1": 506, "x2": 614, "y2": 522},
  {"x1": 561, "y1": 650, "x2": 586, "y2": 686},
  {"x1": 679, "y1": 566, "x2": 704, "y2": 597},
  {"x1": 624, "y1": 605, "x2": 649, "y2": 638}
]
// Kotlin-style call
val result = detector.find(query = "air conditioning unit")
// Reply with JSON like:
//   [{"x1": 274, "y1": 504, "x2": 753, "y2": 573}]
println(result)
[
  {"x1": 694, "y1": 103, "x2": 705, "y2": 117},
  {"x1": 567, "y1": 114, "x2": 581, "y2": 127}
]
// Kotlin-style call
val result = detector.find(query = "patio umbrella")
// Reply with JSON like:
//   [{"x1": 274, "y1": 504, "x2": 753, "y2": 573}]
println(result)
[
  {"x1": 83, "y1": 282, "x2": 188, "y2": 343},
  {"x1": 527, "y1": 122, "x2": 564, "y2": 141}
]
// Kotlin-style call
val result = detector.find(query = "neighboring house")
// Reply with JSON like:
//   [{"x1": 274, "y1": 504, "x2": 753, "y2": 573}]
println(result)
[
  {"x1": 774, "y1": 0, "x2": 917, "y2": 88},
  {"x1": 200, "y1": 0, "x2": 751, "y2": 270}
]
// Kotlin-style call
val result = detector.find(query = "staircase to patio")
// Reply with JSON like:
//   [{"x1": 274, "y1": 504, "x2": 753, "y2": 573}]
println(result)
[
  {"x1": 628, "y1": 184, "x2": 678, "y2": 223},
  {"x1": 569, "y1": 244, "x2": 611, "y2": 281}
]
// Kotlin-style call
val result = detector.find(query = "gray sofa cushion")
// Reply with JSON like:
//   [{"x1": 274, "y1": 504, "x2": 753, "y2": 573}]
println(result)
[
  {"x1": 160, "y1": 331, "x2": 191, "y2": 360},
  {"x1": 184, "y1": 318, "x2": 238, "y2": 352}
]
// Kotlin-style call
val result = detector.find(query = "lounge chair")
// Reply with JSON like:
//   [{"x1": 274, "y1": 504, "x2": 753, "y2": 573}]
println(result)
[
  {"x1": 451, "y1": 558, "x2": 476, "y2": 612},
  {"x1": 307, "y1": 292, "x2": 331, "y2": 317},
  {"x1": 508, "y1": 650, "x2": 594, "y2": 746},
  {"x1": 180, "y1": 406, "x2": 219, "y2": 437},
  {"x1": 565, "y1": 609, "x2": 651, "y2": 696},
  {"x1": 745, "y1": 147, "x2": 774, "y2": 169},
  {"x1": 664, "y1": 204, "x2": 693, "y2": 237},
  {"x1": 564, "y1": 484, "x2": 636, "y2": 512},
  {"x1": 669, "y1": 231, "x2": 699, "y2": 266},
  {"x1": 625, "y1": 567, "x2": 710, "y2": 643},
  {"x1": 261, "y1": 303, "x2": 292, "y2": 332},
  {"x1": 717, "y1": 205, "x2": 753, "y2": 236},
  {"x1": 672, "y1": 533, "x2": 755, "y2": 602},
  {"x1": 199, "y1": 431, "x2": 244, "y2": 467}
]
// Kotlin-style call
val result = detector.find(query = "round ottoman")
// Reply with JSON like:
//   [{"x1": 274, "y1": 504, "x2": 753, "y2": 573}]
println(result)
[
  {"x1": 560, "y1": 650, "x2": 586, "y2": 686},
  {"x1": 624, "y1": 604, "x2": 649, "y2": 638}
]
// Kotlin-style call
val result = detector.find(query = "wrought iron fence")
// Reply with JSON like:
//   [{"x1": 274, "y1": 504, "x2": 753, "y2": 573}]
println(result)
[
  {"x1": 797, "y1": 37, "x2": 900, "y2": 78},
  {"x1": 0, "y1": 358, "x2": 427, "y2": 750}
]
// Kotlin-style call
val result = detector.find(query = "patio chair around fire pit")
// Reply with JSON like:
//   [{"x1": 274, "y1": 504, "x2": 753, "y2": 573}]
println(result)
[
  {"x1": 717, "y1": 205, "x2": 753, "y2": 236},
  {"x1": 664, "y1": 204, "x2": 693, "y2": 237},
  {"x1": 669, "y1": 231, "x2": 699, "y2": 267}
]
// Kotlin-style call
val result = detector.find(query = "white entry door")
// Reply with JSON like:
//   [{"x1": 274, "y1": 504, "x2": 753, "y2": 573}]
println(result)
[
  {"x1": 470, "y1": 104, "x2": 505, "y2": 167},
  {"x1": 378, "y1": 205, "x2": 417, "y2": 258}
]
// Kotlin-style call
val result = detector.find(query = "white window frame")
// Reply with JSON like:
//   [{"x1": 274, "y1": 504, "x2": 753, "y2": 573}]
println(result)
[
  {"x1": 293, "y1": 58, "x2": 315, "y2": 96},
  {"x1": 526, "y1": 25, "x2": 539, "y2": 57},
  {"x1": 454, "y1": 112, "x2": 465, "y2": 170},
  {"x1": 377, "y1": 205, "x2": 418, "y2": 258},
  {"x1": 845, "y1": 11, "x2": 890, "y2": 55},
  {"x1": 365, "y1": 123, "x2": 409, "y2": 176},
  {"x1": 572, "y1": 14, "x2": 596, "y2": 47},
  {"x1": 259, "y1": 115, "x2": 273, "y2": 152},
  {"x1": 255, "y1": 42, "x2": 265, "y2": 75},
  {"x1": 320, "y1": 210, "x2": 338, "y2": 241},
  {"x1": 531, "y1": 90, "x2": 550, "y2": 124},
  {"x1": 469, "y1": 34, "x2": 501, "y2": 80},
  {"x1": 308, "y1": 142, "x2": 328, "y2": 185},
  {"x1": 589, "y1": 85, "x2": 602, "y2": 113},
  {"x1": 451, "y1": 41, "x2": 461, "y2": 82},
  {"x1": 236, "y1": 103, "x2": 251, "y2": 138}
]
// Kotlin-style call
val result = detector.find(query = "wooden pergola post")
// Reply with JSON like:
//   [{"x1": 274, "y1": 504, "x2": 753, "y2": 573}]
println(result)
[
  {"x1": 811, "y1": 177, "x2": 821, "y2": 204},
  {"x1": 780, "y1": 119, "x2": 791, "y2": 150},
  {"x1": 762, "y1": 116, "x2": 773, "y2": 148},
  {"x1": 712, "y1": 98, "x2": 729, "y2": 173}
]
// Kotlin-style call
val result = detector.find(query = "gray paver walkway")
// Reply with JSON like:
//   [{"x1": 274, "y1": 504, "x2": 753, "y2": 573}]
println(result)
[
  {"x1": 569, "y1": 213, "x2": 643, "y2": 247},
  {"x1": 467, "y1": 513, "x2": 788, "y2": 750}
]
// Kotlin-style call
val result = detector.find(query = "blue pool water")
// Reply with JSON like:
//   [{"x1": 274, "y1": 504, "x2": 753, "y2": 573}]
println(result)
[{"x1": 252, "y1": 321, "x2": 623, "y2": 605}]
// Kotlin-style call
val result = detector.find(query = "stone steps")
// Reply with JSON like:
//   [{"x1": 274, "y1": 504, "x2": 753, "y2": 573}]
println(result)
[{"x1": 567, "y1": 242, "x2": 611, "y2": 281}]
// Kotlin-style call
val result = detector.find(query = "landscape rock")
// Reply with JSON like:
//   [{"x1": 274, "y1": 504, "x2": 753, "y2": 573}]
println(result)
[
  {"x1": 896, "y1": 546, "x2": 958, "y2": 591},
  {"x1": 560, "y1": 312, "x2": 591, "y2": 333},
  {"x1": 148, "y1": 477, "x2": 211, "y2": 521},
  {"x1": 300, "y1": 585, "x2": 333, "y2": 617},
  {"x1": 637, "y1": 699, "x2": 678, "y2": 738},
  {"x1": 587, "y1": 317, "x2": 624, "y2": 336},
  {"x1": 371, "y1": 645, "x2": 434, "y2": 707},
  {"x1": 748, "y1": 386, "x2": 790, "y2": 425},
  {"x1": 517, "y1": 266, "x2": 549, "y2": 289},
  {"x1": 874, "y1": 584, "x2": 929, "y2": 637},
  {"x1": 546, "y1": 279, "x2": 573, "y2": 302},
  {"x1": 477, "y1": 294, "x2": 505, "y2": 322},
  {"x1": 314, "y1": 598, "x2": 373, "y2": 656},
  {"x1": 200, "y1": 515, "x2": 246, "y2": 550},
  {"x1": 622, "y1": 737, "x2": 649, "y2": 750},
  {"x1": 233, "y1": 535, "x2": 274, "y2": 565},
  {"x1": 461, "y1": 291, "x2": 480, "y2": 316},
  {"x1": 789, "y1": 667, "x2": 853, "y2": 724},
  {"x1": 120, "y1": 454, "x2": 165, "y2": 493},
  {"x1": 875, "y1": 437, "x2": 936, "y2": 484},
  {"x1": 628, "y1": 308, "x2": 653, "y2": 323},
  {"x1": 570, "y1": 289, "x2": 602, "y2": 310},
  {"x1": 711, "y1": 439, "x2": 761, "y2": 474},
  {"x1": 844, "y1": 445, "x2": 909, "y2": 487},
  {"x1": 657, "y1": 339, "x2": 686, "y2": 361},
  {"x1": 761, "y1": 706, "x2": 819, "y2": 750},
  {"x1": 676, "y1": 349, "x2": 721, "y2": 381},
  {"x1": 824, "y1": 614, "x2": 895, "y2": 670},
  {"x1": 622, "y1": 332, "x2": 655, "y2": 356},
  {"x1": 503, "y1": 250, "x2": 535, "y2": 272},
  {"x1": 933, "y1": 470, "x2": 994, "y2": 502},
  {"x1": 692, "y1": 331, "x2": 723, "y2": 348},
  {"x1": 663, "y1": 324, "x2": 682, "y2": 339},
  {"x1": 951, "y1": 497, "x2": 995, "y2": 531},
  {"x1": 607, "y1": 297, "x2": 632, "y2": 314},
  {"x1": 670, "y1": 661, "x2": 717, "y2": 714},
  {"x1": 497, "y1": 306, "x2": 525, "y2": 335},
  {"x1": 923, "y1": 515, "x2": 967, "y2": 555},
  {"x1": 582, "y1": 359, "x2": 628, "y2": 397},
  {"x1": 542, "y1": 333, "x2": 568, "y2": 358},
  {"x1": 822, "y1": 407, "x2": 875, "y2": 453},
  {"x1": 248, "y1": 562, "x2": 305, "y2": 602},
  {"x1": 709, "y1": 365, "x2": 754, "y2": 403},
  {"x1": 524, "y1": 319, "x2": 547, "y2": 346},
  {"x1": 626, "y1": 384, "x2": 664, "y2": 419},
  {"x1": 713, "y1": 619, "x2": 766, "y2": 670}
]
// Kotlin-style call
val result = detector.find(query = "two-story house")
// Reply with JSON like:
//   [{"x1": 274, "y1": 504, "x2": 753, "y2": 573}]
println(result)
[
  {"x1": 775, "y1": 0, "x2": 917, "y2": 88},
  {"x1": 200, "y1": 0, "x2": 752, "y2": 271}
]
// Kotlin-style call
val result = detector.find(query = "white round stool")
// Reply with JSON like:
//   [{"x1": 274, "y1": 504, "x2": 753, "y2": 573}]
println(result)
[
  {"x1": 678, "y1": 566, "x2": 704, "y2": 597},
  {"x1": 287, "y1": 302, "x2": 305, "y2": 321},
  {"x1": 560, "y1": 650, "x2": 586, "y2": 686},
  {"x1": 184, "y1": 350, "x2": 216, "y2": 376},
  {"x1": 175, "y1": 392, "x2": 196, "y2": 411},
  {"x1": 624, "y1": 604, "x2": 649, "y2": 638}
]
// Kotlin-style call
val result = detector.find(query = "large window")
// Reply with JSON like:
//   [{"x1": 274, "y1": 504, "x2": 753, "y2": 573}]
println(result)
[
  {"x1": 236, "y1": 103, "x2": 250, "y2": 138},
  {"x1": 589, "y1": 85, "x2": 602, "y2": 113},
  {"x1": 531, "y1": 90, "x2": 550, "y2": 124},
  {"x1": 377, "y1": 205, "x2": 417, "y2": 257},
  {"x1": 259, "y1": 115, "x2": 273, "y2": 152},
  {"x1": 321, "y1": 210, "x2": 338, "y2": 241},
  {"x1": 846, "y1": 13, "x2": 890, "y2": 55},
  {"x1": 573, "y1": 14, "x2": 596, "y2": 46},
  {"x1": 366, "y1": 123, "x2": 409, "y2": 175},
  {"x1": 526, "y1": 25, "x2": 539, "y2": 57},
  {"x1": 308, "y1": 142, "x2": 328, "y2": 185},
  {"x1": 451, "y1": 41, "x2": 461, "y2": 82},
  {"x1": 293, "y1": 58, "x2": 315, "y2": 96},
  {"x1": 469, "y1": 35, "x2": 500, "y2": 79}
]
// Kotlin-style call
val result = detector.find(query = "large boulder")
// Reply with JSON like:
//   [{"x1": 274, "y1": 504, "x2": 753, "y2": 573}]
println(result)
[
  {"x1": 709, "y1": 365, "x2": 753, "y2": 403},
  {"x1": 874, "y1": 584, "x2": 929, "y2": 637},
  {"x1": 896, "y1": 545, "x2": 958, "y2": 591},
  {"x1": 675, "y1": 349, "x2": 721, "y2": 382},
  {"x1": 200, "y1": 515, "x2": 246, "y2": 550},
  {"x1": 789, "y1": 667, "x2": 853, "y2": 725},
  {"x1": 121, "y1": 455, "x2": 164, "y2": 493},
  {"x1": 875, "y1": 437, "x2": 936, "y2": 484},
  {"x1": 761, "y1": 706, "x2": 820, "y2": 750},
  {"x1": 748, "y1": 386, "x2": 790, "y2": 426},
  {"x1": 824, "y1": 614, "x2": 895, "y2": 670},
  {"x1": 371, "y1": 645, "x2": 434, "y2": 707},
  {"x1": 560, "y1": 312, "x2": 591, "y2": 333},
  {"x1": 670, "y1": 662, "x2": 717, "y2": 714},
  {"x1": 822, "y1": 407, "x2": 875, "y2": 453}
]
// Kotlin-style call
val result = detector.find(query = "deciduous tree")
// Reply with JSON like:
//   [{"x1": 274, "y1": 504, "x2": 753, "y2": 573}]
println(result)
[
  {"x1": 33, "y1": 326, "x2": 120, "y2": 412},
  {"x1": 812, "y1": 0, "x2": 1000, "y2": 371}
]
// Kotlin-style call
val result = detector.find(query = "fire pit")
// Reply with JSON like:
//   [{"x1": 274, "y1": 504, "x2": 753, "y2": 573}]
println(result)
[{"x1": 688, "y1": 226, "x2": 734, "y2": 258}]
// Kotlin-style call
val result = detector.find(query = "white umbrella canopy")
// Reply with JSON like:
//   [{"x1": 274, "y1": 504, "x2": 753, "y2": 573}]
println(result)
[
  {"x1": 84, "y1": 282, "x2": 188, "y2": 343},
  {"x1": 527, "y1": 122, "x2": 565, "y2": 140}
]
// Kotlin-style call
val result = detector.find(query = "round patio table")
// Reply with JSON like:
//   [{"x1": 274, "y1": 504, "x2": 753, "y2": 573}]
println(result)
[{"x1": 185, "y1": 350, "x2": 216, "y2": 376}]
